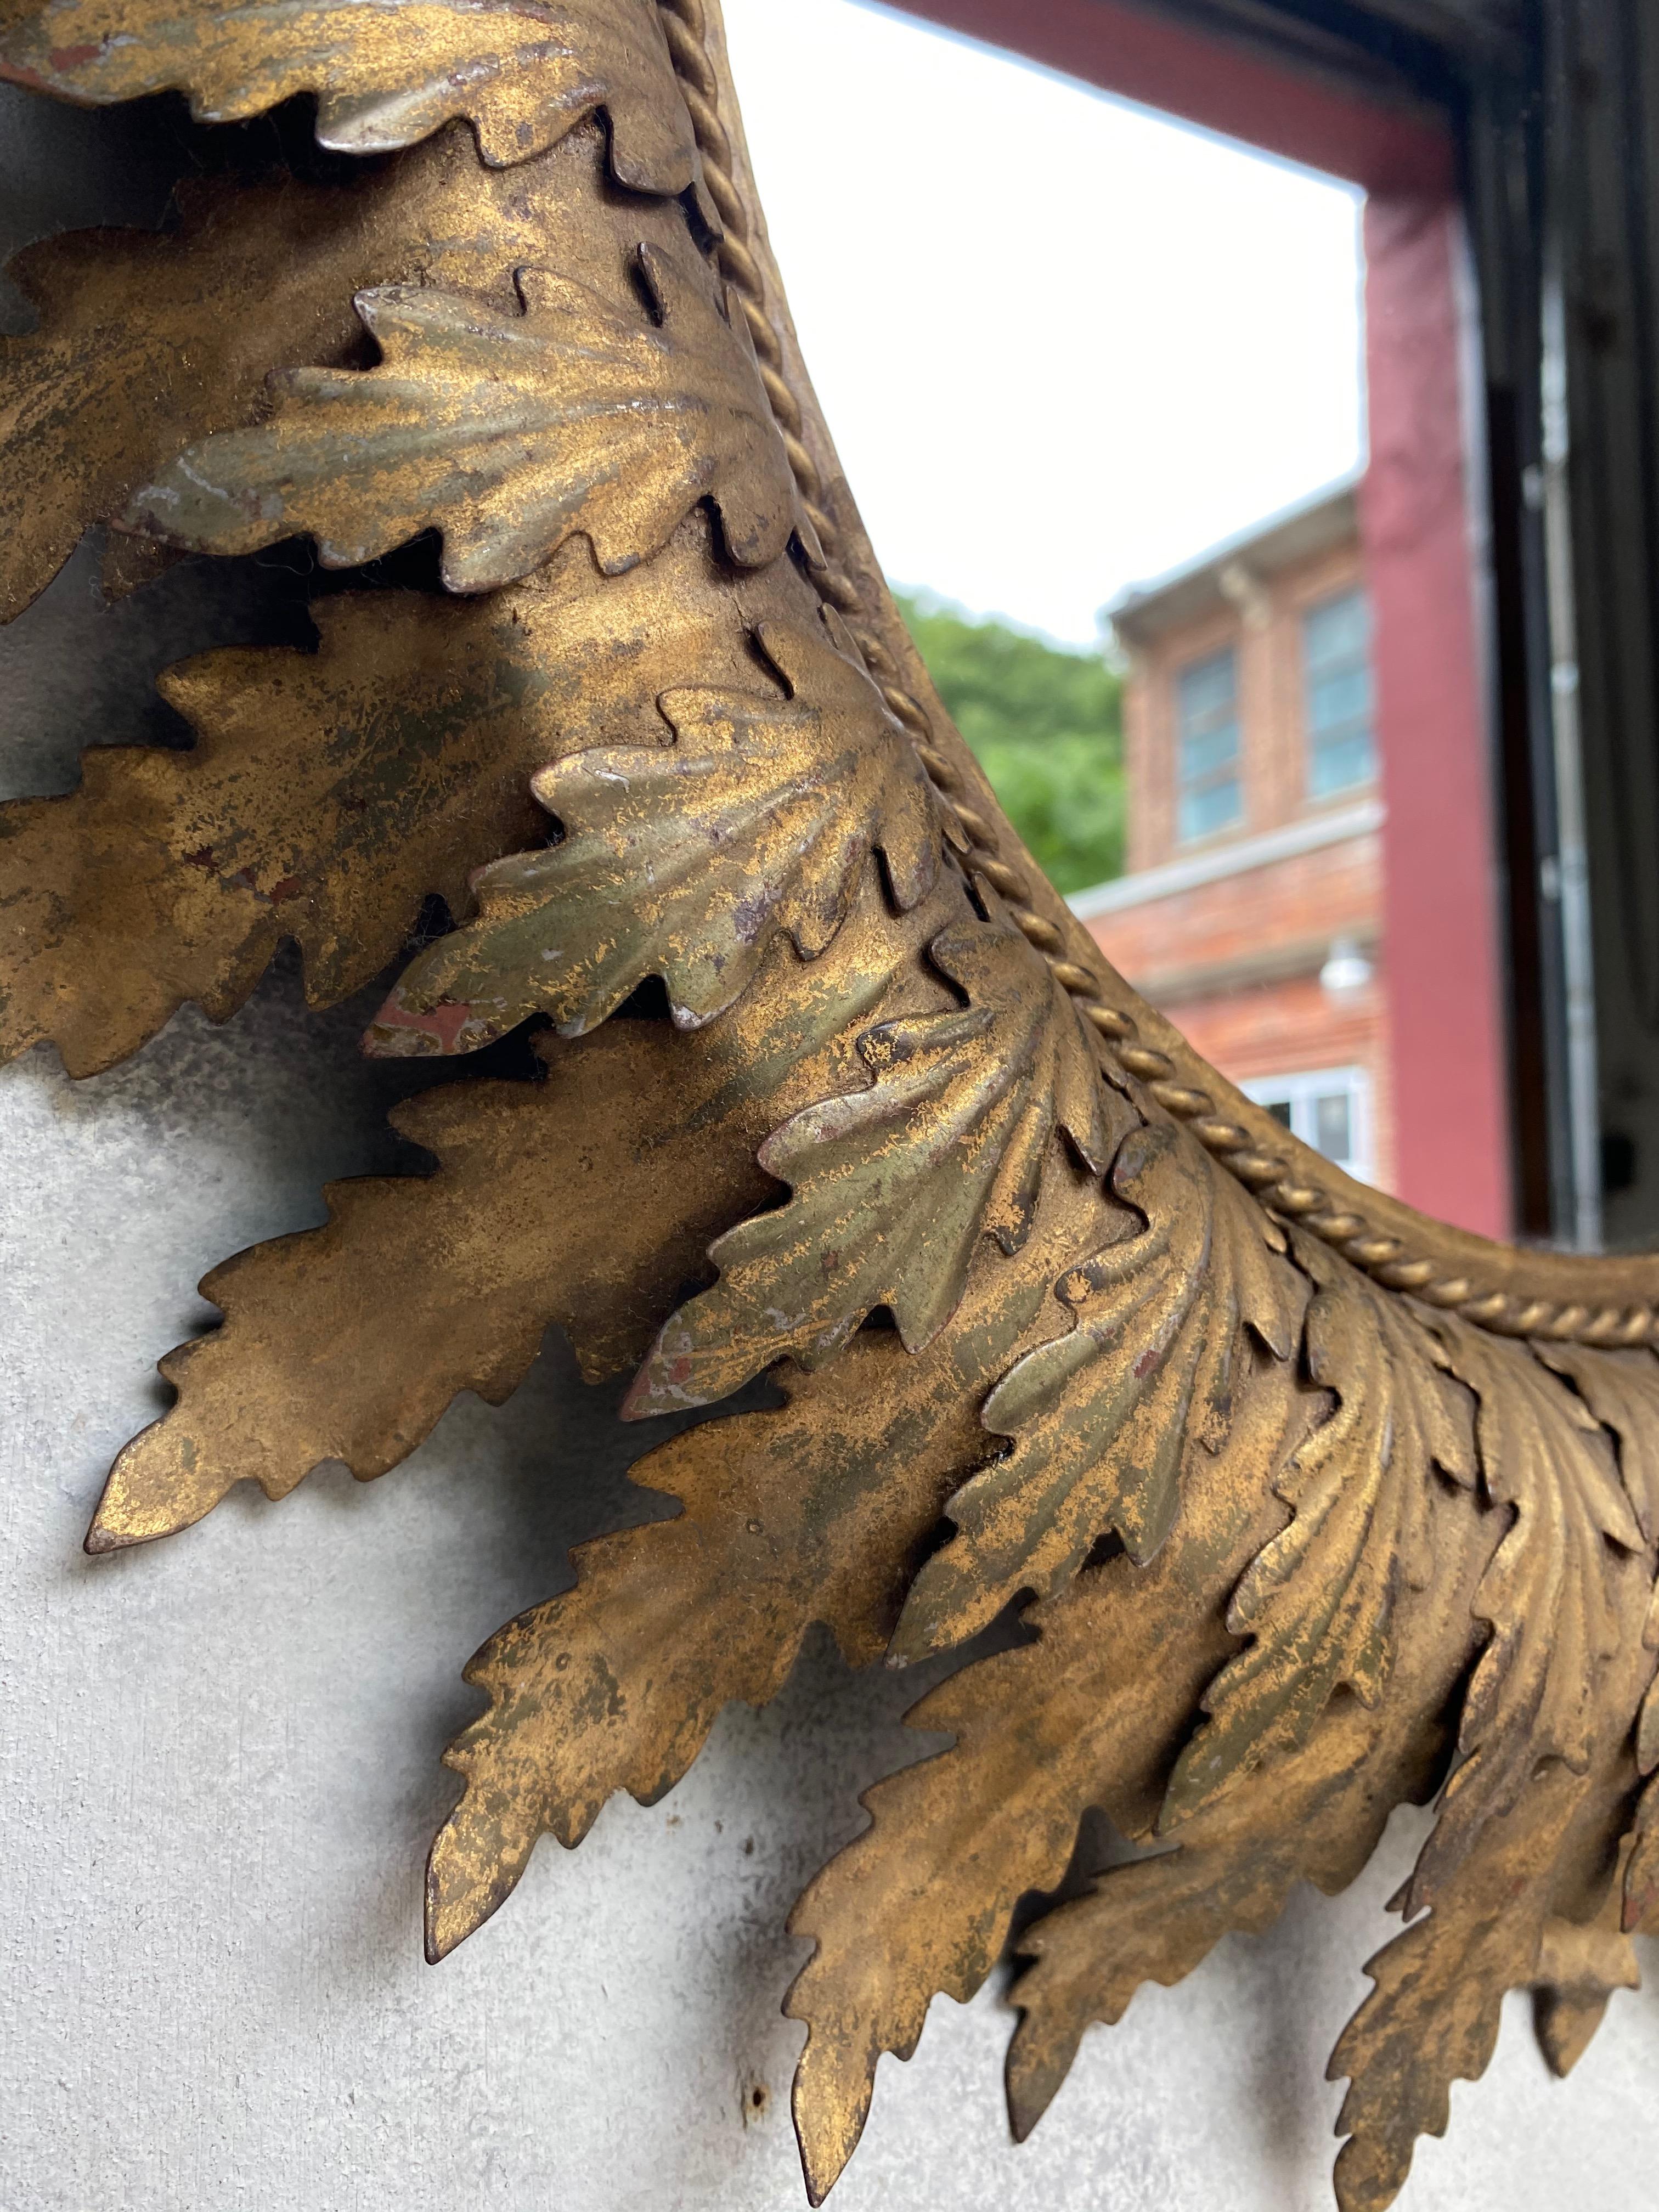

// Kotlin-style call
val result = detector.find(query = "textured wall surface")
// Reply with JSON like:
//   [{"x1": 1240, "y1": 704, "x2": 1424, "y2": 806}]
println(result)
[{"x1": 4, "y1": 77, "x2": 1659, "y2": 2212}]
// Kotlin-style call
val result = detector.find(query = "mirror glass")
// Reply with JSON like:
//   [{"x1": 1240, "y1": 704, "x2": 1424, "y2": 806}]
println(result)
[{"x1": 726, "y1": 0, "x2": 1536, "y2": 1248}]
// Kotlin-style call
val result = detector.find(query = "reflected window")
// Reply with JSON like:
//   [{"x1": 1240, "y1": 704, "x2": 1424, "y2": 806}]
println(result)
[
  {"x1": 1176, "y1": 647, "x2": 1242, "y2": 843},
  {"x1": 1240, "y1": 1065, "x2": 1373, "y2": 1182},
  {"x1": 1303, "y1": 588, "x2": 1375, "y2": 797}
]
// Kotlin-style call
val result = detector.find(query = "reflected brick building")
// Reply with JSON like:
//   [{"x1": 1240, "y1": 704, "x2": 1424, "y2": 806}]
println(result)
[
  {"x1": 1073, "y1": 476, "x2": 1394, "y2": 1188},
  {"x1": 904, "y1": 0, "x2": 1513, "y2": 1242}
]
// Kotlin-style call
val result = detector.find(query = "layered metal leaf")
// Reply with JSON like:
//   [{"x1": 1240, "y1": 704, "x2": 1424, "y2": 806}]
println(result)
[
  {"x1": 1532, "y1": 1884, "x2": 1644, "y2": 2079},
  {"x1": 1404, "y1": 1320, "x2": 1647, "y2": 1911},
  {"x1": 895, "y1": 1117, "x2": 1304, "y2": 1655},
  {"x1": 1, "y1": 174, "x2": 375, "y2": 623},
  {"x1": 787, "y1": 1333, "x2": 1308, "y2": 2205},
  {"x1": 624, "y1": 911, "x2": 1125, "y2": 1416},
  {"x1": 3, "y1": 591, "x2": 550, "y2": 1075},
  {"x1": 426, "y1": 1152, "x2": 1114, "y2": 1960},
  {"x1": 1532, "y1": 1341, "x2": 1659, "y2": 1939},
  {"x1": 1162, "y1": 1238, "x2": 1475, "y2": 1821},
  {"x1": 88, "y1": 864, "x2": 963, "y2": 1548},
  {"x1": 14, "y1": 14, "x2": 1659, "y2": 2210},
  {"x1": 1330, "y1": 1760, "x2": 1630, "y2": 2212},
  {"x1": 1002, "y1": 1409, "x2": 1492, "y2": 2146},
  {"x1": 375, "y1": 609, "x2": 949, "y2": 1050},
  {"x1": 0, "y1": 0, "x2": 699, "y2": 184},
  {"x1": 1005, "y1": 1690, "x2": 1454, "y2": 2145},
  {"x1": 0, "y1": 119, "x2": 703, "y2": 623},
  {"x1": 1318, "y1": 1330, "x2": 1657, "y2": 2208},
  {"x1": 1, "y1": 518, "x2": 817, "y2": 1076},
  {"x1": 128, "y1": 240, "x2": 806, "y2": 591}
]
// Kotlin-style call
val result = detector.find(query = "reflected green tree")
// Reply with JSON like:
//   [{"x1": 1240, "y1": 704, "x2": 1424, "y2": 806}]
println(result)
[{"x1": 895, "y1": 590, "x2": 1124, "y2": 895}]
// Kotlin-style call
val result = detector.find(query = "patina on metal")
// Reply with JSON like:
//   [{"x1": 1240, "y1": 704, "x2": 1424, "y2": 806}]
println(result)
[{"x1": 2, "y1": 3, "x2": 1657, "y2": 2208}]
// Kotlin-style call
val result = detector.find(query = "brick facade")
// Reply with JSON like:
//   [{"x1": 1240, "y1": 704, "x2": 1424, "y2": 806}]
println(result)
[
  {"x1": 1124, "y1": 538, "x2": 1368, "y2": 869},
  {"x1": 1079, "y1": 482, "x2": 1393, "y2": 1189}
]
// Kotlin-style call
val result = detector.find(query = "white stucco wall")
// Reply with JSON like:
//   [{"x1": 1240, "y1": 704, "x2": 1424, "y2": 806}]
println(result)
[{"x1": 3, "y1": 78, "x2": 1658, "y2": 2212}]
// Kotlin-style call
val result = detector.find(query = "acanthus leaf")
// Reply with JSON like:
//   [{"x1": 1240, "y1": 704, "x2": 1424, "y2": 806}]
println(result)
[
  {"x1": 786, "y1": 1335, "x2": 1304, "y2": 2205},
  {"x1": 1406, "y1": 1322, "x2": 1646, "y2": 1911},
  {"x1": 0, "y1": 0, "x2": 701, "y2": 187},
  {"x1": 126, "y1": 241, "x2": 806, "y2": 592},
  {"x1": 894, "y1": 1118, "x2": 1303, "y2": 1656},
  {"x1": 373, "y1": 608, "x2": 949, "y2": 1052},
  {"x1": 427, "y1": 1153, "x2": 1108, "y2": 1961},
  {"x1": 88, "y1": 861, "x2": 951, "y2": 1549},
  {"x1": 623, "y1": 910, "x2": 1124, "y2": 1418},
  {"x1": 1162, "y1": 1238, "x2": 1475, "y2": 1824}
]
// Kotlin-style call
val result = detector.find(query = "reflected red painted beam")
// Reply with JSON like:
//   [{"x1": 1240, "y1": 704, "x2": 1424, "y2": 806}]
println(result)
[
  {"x1": 888, "y1": 0, "x2": 1454, "y2": 193},
  {"x1": 1360, "y1": 196, "x2": 1510, "y2": 1236}
]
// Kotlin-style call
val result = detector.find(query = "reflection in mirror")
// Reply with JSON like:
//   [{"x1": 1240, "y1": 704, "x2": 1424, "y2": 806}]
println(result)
[{"x1": 724, "y1": 0, "x2": 1626, "y2": 1256}]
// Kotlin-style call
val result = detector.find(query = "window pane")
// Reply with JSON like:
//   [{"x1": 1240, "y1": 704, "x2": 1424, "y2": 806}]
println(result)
[
  {"x1": 1177, "y1": 649, "x2": 1236, "y2": 721},
  {"x1": 1310, "y1": 730, "x2": 1376, "y2": 797},
  {"x1": 1304, "y1": 589, "x2": 1369, "y2": 668},
  {"x1": 1314, "y1": 1090, "x2": 1352, "y2": 1162},
  {"x1": 1182, "y1": 726, "x2": 1239, "y2": 781},
  {"x1": 1239, "y1": 1070, "x2": 1370, "y2": 1186},
  {"x1": 1176, "y1": 647, "x2": 1239, "y2": 842},
  {"x1": 1309, "y1": 664, "x2": 1370, "y2": 728},
  {"x1": 1302, "y1": 589, "x2": 1374, "y2": 797},
  {"x1": 1179, "y1": 778, "x2": 1242, "y2": 842}
]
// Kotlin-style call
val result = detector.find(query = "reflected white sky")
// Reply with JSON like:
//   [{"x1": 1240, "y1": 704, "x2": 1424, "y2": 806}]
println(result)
[{"x1": 721, "y1": 0, "x2": 1365, "y2": 645}]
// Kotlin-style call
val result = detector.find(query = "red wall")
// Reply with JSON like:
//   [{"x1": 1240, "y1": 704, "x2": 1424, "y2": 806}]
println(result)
[
  {"x1": 889, "y1": 0, "x2": 1453, "y2": 194},
  {"x1": 1359, "y1": 199, "x2": 1510, "y2": 1235}
]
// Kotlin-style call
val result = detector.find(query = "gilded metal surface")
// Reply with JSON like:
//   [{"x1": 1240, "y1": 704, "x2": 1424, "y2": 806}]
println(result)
[
  {"x1": 4, "y1": 2, "x2": 1658, "y2": 2208},
  {"x1": 127, "y1": 238, "x2": 808, "y2": 590},
  {"x1": 895, "y1": 1118, "x2": 1304, "y2": 1649},
  {"x1": 91, "y1": 854, "x2": 958, "y2": 1547},
  {"x1": 0, "y1": 0, "x2": 699, "y2": 182},
  {"x1": 377, "y1": 605, "x2": 946, "y2": 1048},
  {"x1": 623, "y1": 910, "x2": 1121, "y2": 1413}
]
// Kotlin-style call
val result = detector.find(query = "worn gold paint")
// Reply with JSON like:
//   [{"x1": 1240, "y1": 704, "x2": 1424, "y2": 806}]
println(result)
[
  {"x1": 0, "y1": 119, "x2": 699, "y2": 624},
  {"x1": 896, "y1": 1118, "x2": 1305, "y2": 1652},
  {"x1": 0, "y1": 0, "x2": 699, "y2": 183},
  {"x1": 127, "y1": 238, "x2": 807, "y2": 590},
  {"x1": 624, "y1": 909, "x2": 1125, "y2": 1414},
  {"x1": 377, "y1": 603, "x2": 948, "y2": 1049},
  {"x1": 1, "y1": 515, "x2": 817, "y2": 1075},
  {"x1": 427, "y1": 1152, "x2": 1116, "y2": 1962},
  {"x1": 89, "y1": 856, "x2": 964, "y2": 1549},
  {"x1": 5, "y1": 4, "x2": 1659, "y2": 2210}
]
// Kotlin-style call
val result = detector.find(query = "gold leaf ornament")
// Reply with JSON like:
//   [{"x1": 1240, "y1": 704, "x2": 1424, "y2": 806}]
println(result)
[
  {"x1": 1161, "y1": 1241, "x2": 1475, "y2": 1821},
  {"x1": 786, "y1": 1334, "x2": 1308, "y2": 2203},
  {"x1": 0, "y1": 173, "x2": 381, "y2": 623},
  {"x1": 14, "y1": 6, "x2": 1659, "y2": 2208},
  {"x1": 0, "y1": 0, "x2": 701, "y2": 184},
  {"x1": 1404, "y1": 1321, "x2": 1647, "y2": 1909},
  {"x1": 422, "y1": 1147, "x2": 1116, "y2": 1966},
  {"x1": 87, "y1": 857, "x2": 946, "y2": 1548},
  {"x1": 894, "y1": 1118, "x2": 1304, "y2": 1655},
  {"x1": 624, "y1": 911, "x2": 1122, "y2": 1415},
  {"x1": 1004, "y1": 1683, "x2": 1454, "y2": 2146},
  {"x1": 1328, "y1": 1760, "x2": 1608, "y2": 2212},
  {"x1": 374, "y1": 610, "x2": 951, "y2": 1051},
  {"x1": 1, "y1": 591, "x2": 554, "y2": 1075},
  {"x1": 0, "y1": 518, "x2": 815, "y2": 1076},
  {"x1": 425, "y1": 1295, "x2": 1053, "y2": 1962},
  {"x1": 126, "y1": 241, "x2": 808, "y2": 591}
]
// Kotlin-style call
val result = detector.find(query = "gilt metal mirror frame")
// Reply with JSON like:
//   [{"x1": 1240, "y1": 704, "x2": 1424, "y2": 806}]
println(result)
[{"x1": 1, "y1": 4, "x2": 1655, "y2": 2207}]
